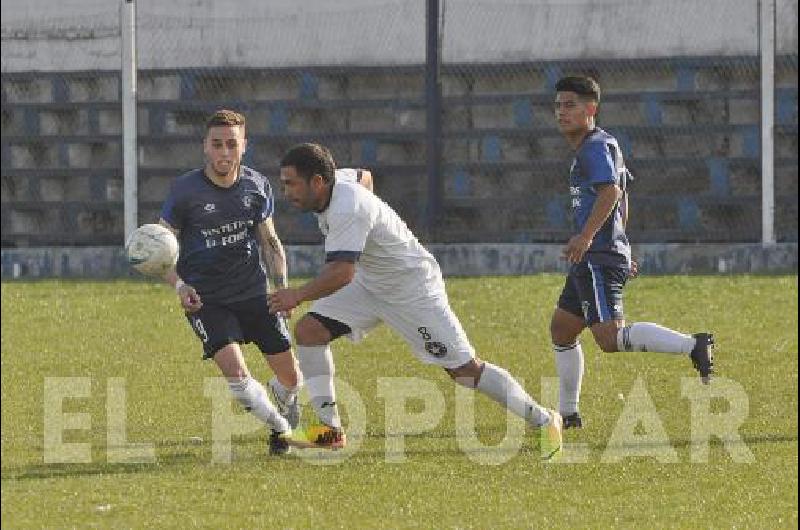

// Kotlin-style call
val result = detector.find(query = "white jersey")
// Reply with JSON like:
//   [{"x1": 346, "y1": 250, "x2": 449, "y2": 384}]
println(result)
[{"x1": 315, "y1": 169, "x2": 444, "y2": 303}]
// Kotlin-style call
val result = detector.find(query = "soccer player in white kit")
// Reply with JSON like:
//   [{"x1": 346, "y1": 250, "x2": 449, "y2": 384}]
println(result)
[{"x1": 268, "y1": 143, "x2": 563, "y2": 459}]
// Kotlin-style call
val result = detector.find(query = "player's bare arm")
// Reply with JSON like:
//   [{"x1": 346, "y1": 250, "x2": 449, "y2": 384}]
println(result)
[
  {"x1": 256, "y1": 217, "x2": 289, "y2": 291},
  {"x1": 337, "y1": 167, "x2": 374, "y2": 192},
  {"x1": 357, "y1": 169, "x2": 374, "y2": 192},
  {"x1": 267, "y1": 260, "x2": 355, "y2": 314},
  {"x1": 620, "y1": 188, "x2": 629, "y2": 230},
  {"x1": 158, "y1": 217, "x2": 202, "y2": 312},
  {"x1": 563, "y1": 183, "x2": 621, "y2": 263},
  {"x1": 620, "y1": 189, "x2": 639, "y2": 277}
]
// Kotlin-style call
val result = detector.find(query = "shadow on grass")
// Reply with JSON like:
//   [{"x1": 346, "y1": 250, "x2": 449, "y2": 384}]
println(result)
[
  {"x1": 347, "y1": 431, "x2": 799, "y2": 459},
  {"x1": 4, "y1": 432, "x2": 796, "y2": 481},
  {"x1": 1, "y1": 452, "x2": 198, "y2": 481},
  {"x1": 586, "y1": 432, "x2": 799, "y2": 452}
]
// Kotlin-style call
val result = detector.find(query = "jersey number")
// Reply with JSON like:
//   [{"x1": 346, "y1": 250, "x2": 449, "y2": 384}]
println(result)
[{"x1": 192, "y1": 317, "x2": 209, "y2": 343}]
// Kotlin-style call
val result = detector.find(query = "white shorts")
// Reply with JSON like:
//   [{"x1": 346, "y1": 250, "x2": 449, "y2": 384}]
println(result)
[{"x1": 308, "y1": 280, "x2": 475, "y2": 369}]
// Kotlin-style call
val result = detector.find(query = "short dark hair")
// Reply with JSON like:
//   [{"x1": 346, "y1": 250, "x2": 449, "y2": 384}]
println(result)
[
  {"x1": 280, "y1": 143, "x2": 336, "y2": 184},
  {"x1": 206, "y1": 109, "x2": 246, "y2": 130},
  {"x1": 555, "y1": 76, "x2": 601, "y2": 103}
]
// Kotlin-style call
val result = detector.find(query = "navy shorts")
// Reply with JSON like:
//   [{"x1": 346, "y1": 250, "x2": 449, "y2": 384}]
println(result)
[
  {"x1": 185, "y1": 295, "x2": 291, "y2": 359},
  {"x1": 557, "y1": 261, "x2": 629, "y2": 325}
]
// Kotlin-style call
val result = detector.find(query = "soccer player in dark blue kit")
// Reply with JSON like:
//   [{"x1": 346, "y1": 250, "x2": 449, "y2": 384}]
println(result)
[
  {"x1": 159, "y1": 109, "x2": 301, "y2": 454},
  {"x1": 549, "y1": 77, "x2": 715, "y2": 429}
]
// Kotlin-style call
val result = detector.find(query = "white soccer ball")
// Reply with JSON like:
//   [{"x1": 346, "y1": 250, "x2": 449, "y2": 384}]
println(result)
[{"x1": 125, "y1": 223, "x2": 179, "y2": 276}]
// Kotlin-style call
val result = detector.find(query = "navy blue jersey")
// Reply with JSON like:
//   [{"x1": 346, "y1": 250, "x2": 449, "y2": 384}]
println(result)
[
  {"x1": 569, "y1": 127, "x2": 632, "y2": 267},
  {"x1": 160, "y1": 166, "x2": 273, "y2": 304}
]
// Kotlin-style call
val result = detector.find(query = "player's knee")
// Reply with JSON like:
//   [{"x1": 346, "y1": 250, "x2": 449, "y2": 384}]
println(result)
[
  {"x1": 293, "y1": 318, "x2": 317, "y2": 346},
  {"x1": 294, "y1": 316, "x2": 331, "y2": 346},
  {"x1": 445, "y1": 359, "x2": 482, "y2": 387},
  {"x1": 550, "y1": 312, "x2": 582, "y2": 345},
  {"x1": 214, "y1": 345, "x2": 250, "y2": 380},
  {"x1": 551, "y1": 322, "x2": 578, "y2": 346},
  {"x1": 596, "y1": 333, "x2": 619, "y2": 353},
  {"x1": 284, "y1": 370, "x2": 300, "y2": 388}
]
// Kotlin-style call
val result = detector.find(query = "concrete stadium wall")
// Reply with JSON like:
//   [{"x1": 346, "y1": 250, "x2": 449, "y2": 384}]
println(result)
[
  {"x1": 5, "y1": 58, "x2": 796, "y2": 247},
  {"x1": 1, "y1": 0, "x2": 797, "y2": 71},
  {"x1": 2, "y1": 243, "x2": 796, "y2": 279}
]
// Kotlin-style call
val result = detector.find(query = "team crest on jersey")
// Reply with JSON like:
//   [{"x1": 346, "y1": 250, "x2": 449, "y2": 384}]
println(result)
[
  {"x1": 425, "y1": 341, "x2": 448, "y2": 358},
  {"x1": 242, "y1": 195, "x2": 252, "y2": 209},
  {"x1": 204, "y1": 203, "x2": 216, "y2": 212}
]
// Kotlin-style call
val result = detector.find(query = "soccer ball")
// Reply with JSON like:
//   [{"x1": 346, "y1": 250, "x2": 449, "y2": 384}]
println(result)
[{"x1": 125, "y1": 223, "x2": 179, "y2": 276}]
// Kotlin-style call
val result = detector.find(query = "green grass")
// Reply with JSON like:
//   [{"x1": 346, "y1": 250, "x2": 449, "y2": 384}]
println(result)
[{"x1": 2, "y1": 275, "x2": 798, "y2": 528}]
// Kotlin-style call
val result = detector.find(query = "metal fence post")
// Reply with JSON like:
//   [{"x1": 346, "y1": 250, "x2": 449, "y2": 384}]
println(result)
[
  {"x1": 425, "y1": 0, "x2": 443, "y2": 241},
  {"x1": 760, "y1": 0, "x2": 776, "y2": 246},
  {"x1": 121, "y1": 0, "x2": 138, "y2": 241}
]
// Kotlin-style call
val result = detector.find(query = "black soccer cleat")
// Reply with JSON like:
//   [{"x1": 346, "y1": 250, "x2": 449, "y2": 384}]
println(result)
[
  {"x1": 269, "y1": 430, "x2": 291, "y2": 456},
  {"x1": 690, "y1": 333, "x2": 715, "y2": 384},
  {"x1": 562, "y1": 412, "x2": 583, "y2": 430}
]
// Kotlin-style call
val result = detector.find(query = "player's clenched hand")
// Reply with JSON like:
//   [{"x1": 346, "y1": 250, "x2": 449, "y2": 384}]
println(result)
[
  {"x1": 268, "y1": 288, "x2": 302, "y2": 314},
  {"x1": 177, "y1": 283, "x2": 203, "y2": 312},
  {"x1": 630, "y1": 258, "x2": 640, "y2": 279},
  {"x1": 562, "y1": 234, "x2": 593, "y2": 264}
]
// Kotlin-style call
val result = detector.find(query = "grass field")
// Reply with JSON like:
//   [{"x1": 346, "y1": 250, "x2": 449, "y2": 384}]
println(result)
[{"x1": 2, "y1": 275, "x2": 798, "y2": 528}]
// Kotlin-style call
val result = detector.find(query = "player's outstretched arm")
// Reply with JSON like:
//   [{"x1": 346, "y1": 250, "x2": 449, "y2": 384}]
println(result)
[
  {"x1": 158, "y1": 218, "x2": 202, "y2": 312},
  {"x1": 296, "y1": 260, "x2": 355, "y2": 301},
  {"x1": 267, "y1": 261, "x2": 355, "y2": 314},
  {"x1": 256, "y1": 218, "x2": 289, "y2": 291}
]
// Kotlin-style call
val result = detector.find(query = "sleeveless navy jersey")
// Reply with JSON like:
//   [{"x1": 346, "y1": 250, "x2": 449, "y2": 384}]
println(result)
[
  {"x1": 569, "y1": 127, "x2": 632, "y2": 267},
  {"x1": 160, "y1": 166, "x2": 274, "y2": 303}
]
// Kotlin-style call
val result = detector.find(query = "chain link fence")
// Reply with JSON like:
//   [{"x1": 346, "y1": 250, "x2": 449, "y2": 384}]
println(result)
[
  {"x1": 1, "y1": 0, "x2": 797, "y2": 247},
  {"x1": 437, "y1": 0, "x2": 797, "y2": 243},
  {"x1": 2, "y1": 2, "x2": 124, "y2": 246}
]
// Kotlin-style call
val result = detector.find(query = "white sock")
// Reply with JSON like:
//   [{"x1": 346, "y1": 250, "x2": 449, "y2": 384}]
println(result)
[
  {"x1": 554, "y1": 342, "x2": 583, "y2": 415},
  {"x1": 297, "y1": 345, "x2": 341, "y2": 429},
  {"x1": 476, "y1": 362, "x2": 551, "y2": 427},
  {"x1": 617, "y1": 323, "x2": 696, "y2": 354},
  {"x1": 228, "y1": 377, "x2": 290, "y2": 433},
  {"x1": 268, "y1": 376, "x2": 299, "y2": 404}
]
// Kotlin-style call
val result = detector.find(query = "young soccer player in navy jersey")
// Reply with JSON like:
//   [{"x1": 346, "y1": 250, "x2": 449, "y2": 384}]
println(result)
[
  {"x1": 159, "y1": 109, "x2": 301, "y2": 454},
  {"x1": 549, "y1": 76, "x2": 715, "y2": 430}
]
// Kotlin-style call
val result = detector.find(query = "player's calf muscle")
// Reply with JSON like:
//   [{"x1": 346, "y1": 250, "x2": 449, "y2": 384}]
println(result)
[{"x1": 294, "y1": 316, "x2": 333, "y2": 346}]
